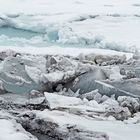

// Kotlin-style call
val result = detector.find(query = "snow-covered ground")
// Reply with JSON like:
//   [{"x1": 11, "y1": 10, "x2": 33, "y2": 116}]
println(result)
[{"x1": 0, "y1": 119, "x2": 38, "y2": 140}]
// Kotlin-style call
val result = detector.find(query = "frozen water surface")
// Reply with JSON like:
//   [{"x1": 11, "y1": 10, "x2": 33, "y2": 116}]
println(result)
[
  {"x1": 0, "y1": 27, "x2": 44, "y2": 39},
  {"x1": 0, "y1": 0, "x2": 139, "y2": 52}
]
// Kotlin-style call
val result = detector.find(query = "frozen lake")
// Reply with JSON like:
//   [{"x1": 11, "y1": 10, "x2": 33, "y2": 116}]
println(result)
[{"x1": 0, "y1": 0, "x2": 140, "y2": 52}]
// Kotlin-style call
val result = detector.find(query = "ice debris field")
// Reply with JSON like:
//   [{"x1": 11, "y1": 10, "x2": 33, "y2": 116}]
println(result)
[{"x1": 0, "y1": 0, "x2": 140, "y2": 140}]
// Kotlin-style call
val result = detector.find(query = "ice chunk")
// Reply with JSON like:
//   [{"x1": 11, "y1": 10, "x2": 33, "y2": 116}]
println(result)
[
  {"x1": 66, "y1": 71, "x2": 138, "y2": 98},
  {"x1": 44, "y1": 92, "x2": 82, "y2": 109},
  {"x1": 44, "y1": 71, "x2": 64, "y2": 83},
  {"x1": 25, "y1": 65, "x2": 43, "y2": 84},
  {"x1": 0, "y1": 54, "x2": 45, "y2": 94},
  {"x1": 106, "y1": 78, "x2": 140, "y2": 97}
]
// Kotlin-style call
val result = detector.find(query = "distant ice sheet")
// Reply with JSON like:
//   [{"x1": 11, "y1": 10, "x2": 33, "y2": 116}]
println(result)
[{"x1": 0, "y1": 0, "x2": 140, "y2": 52}]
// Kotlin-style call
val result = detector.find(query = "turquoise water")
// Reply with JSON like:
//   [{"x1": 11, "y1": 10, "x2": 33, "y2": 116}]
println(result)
[
  {"x1": 0, "y1": 26, "x2": 131, "y2": 52},
  {"x1": 0, "y1": 26, "x2": 83, "y2": 48},
  {"x1": 0, "y1": 26, "x2": 60, "y2": 47},
  {"x1": 0, "y1": 27, "x2": 44, "y2": 39}
]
